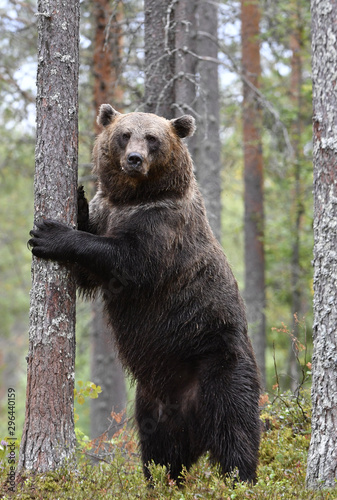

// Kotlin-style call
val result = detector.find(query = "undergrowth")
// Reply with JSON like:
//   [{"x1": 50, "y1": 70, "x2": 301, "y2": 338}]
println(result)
[
  {"x1": 1, "y1": 389, "x2": 336, "y2": 499},
  {"x1": 1, "y1": 321, "x2": 335, "y2": 499}
]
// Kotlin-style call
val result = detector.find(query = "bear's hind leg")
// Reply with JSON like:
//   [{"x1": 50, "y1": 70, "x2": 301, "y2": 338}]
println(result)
[
  {"x1": 202, "y1": 358, "x2": 261, "y2": 483},
  {"x1": 135, "y1": 385, "x2": 197, "y2": 484}
]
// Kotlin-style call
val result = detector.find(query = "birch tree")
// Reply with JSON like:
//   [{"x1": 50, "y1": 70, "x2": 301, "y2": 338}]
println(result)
[
  {"x1": 306, "y1": 0, "x2": 337, "y2": 489},
  {"x1": 18, "y1": 0, "x2": 80, "y2": 474}
]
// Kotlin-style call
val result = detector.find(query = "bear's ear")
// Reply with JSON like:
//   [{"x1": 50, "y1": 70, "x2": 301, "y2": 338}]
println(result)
[
  {"x1": 97, "y1": 104, "x2": 121, "y2": 128},
  {"x1": 170, "y1": 115, "x2": 196, "y2": 138}
]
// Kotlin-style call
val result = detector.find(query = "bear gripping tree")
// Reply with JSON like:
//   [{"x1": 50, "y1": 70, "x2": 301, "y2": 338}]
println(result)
[
  {"x1": 29, "y1": 106, "x2": 261, "y2": 484},
  {"x1": 18, "y1": 0, "x2": 80, "y2": 473}
]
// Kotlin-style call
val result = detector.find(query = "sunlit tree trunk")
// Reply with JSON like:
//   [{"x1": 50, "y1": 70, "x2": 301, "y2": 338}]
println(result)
[
  {"x1": 18, "y1": 0, "x2": 80, "y2": 474},
  {"x1": 241, "y1": 0, "x2": 266, "y2": 387},
  {"x1": 306, "y1": 0, "x2": 337, "y2": 489}
]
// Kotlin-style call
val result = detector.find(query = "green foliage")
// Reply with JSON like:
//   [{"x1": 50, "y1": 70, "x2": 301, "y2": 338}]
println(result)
[
  {"x1": 268, "y1": 317, "x2": 312, "y2": 390},
  {"x1": 0, "y1": 0, "x2": 37, "y2": 129},
  {"x1": 0, "y1": 127, "x2": 34, "y2": 440},
  {"x1": 74, "y1": 380, "x2": 102, "y2": 425},
  {"x1": 74, "y1": 380, "x2": 102, "y2": 406},
  {"x1": 0, "y1": 129, "x2": 34, "y2": 336},
  {"x1": 220, "y1": 0, "x2": 314, "y2": 391}
]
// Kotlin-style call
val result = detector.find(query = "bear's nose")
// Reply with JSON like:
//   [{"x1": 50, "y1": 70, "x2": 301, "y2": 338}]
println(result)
[{"x1": 127, "y1": 153, "x2": 143, "y2": 168}]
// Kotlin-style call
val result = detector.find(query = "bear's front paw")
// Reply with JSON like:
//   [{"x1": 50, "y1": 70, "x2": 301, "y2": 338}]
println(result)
[{"x1": 28, "y1": 219, "x2": 74, "y2": 261}]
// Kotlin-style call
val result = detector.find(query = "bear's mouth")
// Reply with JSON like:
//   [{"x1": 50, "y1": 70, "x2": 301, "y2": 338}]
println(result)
[
  {"x1": 122, "y1": 166, "x2": 148, "y2": 178},
  {"x1": 121, "y1": 160, "x2": 149, "y2": 178}
]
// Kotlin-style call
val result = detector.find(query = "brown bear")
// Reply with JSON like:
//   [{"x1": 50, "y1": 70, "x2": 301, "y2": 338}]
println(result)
[{"x1": 29, "y1": 104, "x2": 261, "y2": 484}]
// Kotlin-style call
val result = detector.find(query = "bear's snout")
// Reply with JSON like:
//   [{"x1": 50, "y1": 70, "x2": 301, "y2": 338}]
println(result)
[
  {"x1": 127, "y1": 152, "x2": 144, "y2": 168},
  {"x1": 122, "y1": 152, "x2": 149, "y2": 177}
]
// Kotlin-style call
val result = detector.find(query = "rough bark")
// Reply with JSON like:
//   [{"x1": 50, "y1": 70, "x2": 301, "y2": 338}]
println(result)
[
  {"x1": 90, "y1": 0, "x2": 126, "y2": 441},
  {"x1": 241, "y1": 0, "x2": 266, "y2": 386},
  {"x1": 18, "y1": 0, "x2": 79, "y2": 473},
  {"x1": 306, "y1": 0, "x2": 337, "y2": 489},
  {"x1": 144, "y1": 0, "x2": 176, "y2": 117}
]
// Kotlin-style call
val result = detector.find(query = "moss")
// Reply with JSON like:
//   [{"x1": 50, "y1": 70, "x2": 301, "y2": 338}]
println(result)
[{"x1": 2, "y1": 391, "x2": 337, "y2": 499}]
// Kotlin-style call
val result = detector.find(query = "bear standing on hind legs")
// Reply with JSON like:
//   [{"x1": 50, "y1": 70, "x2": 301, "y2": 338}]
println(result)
[{"x1": 29, "y1": 104, "x2": 261, "y2": 484}]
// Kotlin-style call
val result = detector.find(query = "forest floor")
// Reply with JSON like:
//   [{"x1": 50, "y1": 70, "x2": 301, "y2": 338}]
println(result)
[{"x1": 1, "y1": 390, "x2": 337, "y2": 499}]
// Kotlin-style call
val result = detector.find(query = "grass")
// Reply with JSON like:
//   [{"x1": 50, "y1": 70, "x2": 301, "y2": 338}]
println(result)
[{"x1": 2, "y1": 389, "x2": 337, "y2": 499}]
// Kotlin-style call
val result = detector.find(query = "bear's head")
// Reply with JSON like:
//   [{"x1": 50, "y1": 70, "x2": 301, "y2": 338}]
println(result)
[{"x1": 93, "y1": 104, "x2": 196, "y2": 204}]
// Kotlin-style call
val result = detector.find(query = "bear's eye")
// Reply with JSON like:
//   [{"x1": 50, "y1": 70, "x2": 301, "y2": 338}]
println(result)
[
  {"x1": 146, "y1": 135, "x2": 157, "y2": 144},
  {"x1": 118, "y1": 132, "x2": 131, "y2": 148},
  {"x1": 146, "y1": 135, "x2": 159, "y2": 150}
]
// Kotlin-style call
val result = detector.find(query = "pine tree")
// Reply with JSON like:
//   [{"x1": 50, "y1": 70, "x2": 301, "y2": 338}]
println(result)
[
  {"x1": 18, "y1": 0, "x2": 80, "y2": 474},
  {"x1": 241, "y1": 0, "x2": 266, "y2": 386}
]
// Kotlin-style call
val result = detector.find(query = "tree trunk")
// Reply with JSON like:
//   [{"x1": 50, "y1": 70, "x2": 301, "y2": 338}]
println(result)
[
  {"x1": 90, "y1": 299, "x2": 126, "y2": 440},
  {"x1": 144, "y1": 0, "x2": 221, "y2": 238},
  {"x1": 144, "y1": 0, "x2": 175, "y2": 117},
  {"x1": 306, "y1": 0, "x2": 337, "y2": 489},
  {"x1": 241, "y1": 0, "x2": 266, "y2": 387},
  {"x1": 90, "y1": 0, "x2": 126, "y2": 441},
  {"x1": 92, "y1": 0, "x2": 123, "y2": 133},
  {"x1": 174, "y1": 0, "x2": 197, "y2": 117},
  {"x1": 288, "y1": 8, "x2": 304, "y2": 392},
  {"x1": 190, "y1": 0, "x2": 222, "y2": 241},
  {"x1": 18, "y1": 0, "x2": 80, "y2": 474}
]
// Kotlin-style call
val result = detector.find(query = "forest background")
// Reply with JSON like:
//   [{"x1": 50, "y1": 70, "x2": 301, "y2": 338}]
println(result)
[{"x1": 0, "y1": 0, "x2": 313, "y2": 443}]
